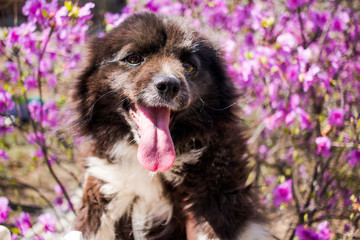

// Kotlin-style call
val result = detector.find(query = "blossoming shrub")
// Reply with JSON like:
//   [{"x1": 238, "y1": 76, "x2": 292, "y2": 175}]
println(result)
[
  {"x1": 0, "y1": 0, "x2": 94, "y2": 238},
  {"x1": 0, "y1": 0, "x2": 359, "y2": 239}
]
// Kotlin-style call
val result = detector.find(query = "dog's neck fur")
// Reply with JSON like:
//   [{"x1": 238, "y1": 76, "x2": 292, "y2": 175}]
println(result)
[
  {"x1": 79, "y1": 141, "x2": 269, "y2": 240},
  {"x1": 85, "y1": 142, "x2": 171, "y2": 240},
  {"x1": 83, "y1": 140, "x2": 203, "y2": 240}
]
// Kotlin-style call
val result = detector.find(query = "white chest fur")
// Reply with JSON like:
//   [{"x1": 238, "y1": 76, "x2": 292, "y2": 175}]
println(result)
[{"x1": 86, "y1": 142, "x2": 173, "y2": 240}]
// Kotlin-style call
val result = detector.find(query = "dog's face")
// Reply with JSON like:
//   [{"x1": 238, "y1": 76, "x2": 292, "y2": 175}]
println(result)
[{"x1": 74, "y1": 12, "x2": 237, "y2": 172}]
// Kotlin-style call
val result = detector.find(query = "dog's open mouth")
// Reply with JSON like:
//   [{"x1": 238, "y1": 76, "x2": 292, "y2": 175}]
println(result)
[{"x1": 129, "y1": 103, "x2": 176, "y2": 172}]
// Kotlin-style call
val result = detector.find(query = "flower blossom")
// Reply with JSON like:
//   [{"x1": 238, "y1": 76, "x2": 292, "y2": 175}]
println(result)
[
  {"x1": 27, "y1": 132, "x2": 46, "y2": 145},
  {"x1": 0, "y1": 196, "x2": 11, "y2": 224},
  {"x1": 295, "y1": 226, "x2": 319, "y2": 240},
  {"x1": 276, "y1": 33, "x2": 297, "y2": 53},
  {"x1": 295, "y1": 221, "x2": 331, "y2": 240},
  {"x1": 286, "y1": 0, "x2": 307, "y2": 11},
  {"x1": 37, "y1": 212, "x2": 56, "y2": 233},
  {"x1": 27, "y1": 100, "x2": 58, "y2": 127},
  {"x1": 0, "y1": 116, "x2": 14, "y2": 135},
  {"x1": 315, "y1": 136, "x2": 331, "y2": 157},
  {"x1": 332, "y1": 11, "x2": 350, "y2": 32},
  {"x1": 348, "y1": 150, "x2": 360, "y2": 167},
  {"x1": 272, "y1": 179, "x2": 293, "y2": 207},
  {"x1": 24, "y1": 75, "x2": 38, "y2": 90},
  {"x1": 317, "y1": 221, "x2": 331, "y2": 240},
  {"x1": 328, "y1": 108, "x2": 344, "y2": 127},
  {"x1": 14, "y1": 212, "x2": 32, "y2": 235},
  {"x1": 0, "y1": 149, "x2": 9, "y2": 161},
  {"x1": 0, "y1": 87, "x2": 15, "y2": 113}
]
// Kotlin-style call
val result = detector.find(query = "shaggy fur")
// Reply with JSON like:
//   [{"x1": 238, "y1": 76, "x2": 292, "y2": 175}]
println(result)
[{"x1": 72, "y1": 12, "x2": 267, "y2": 240}]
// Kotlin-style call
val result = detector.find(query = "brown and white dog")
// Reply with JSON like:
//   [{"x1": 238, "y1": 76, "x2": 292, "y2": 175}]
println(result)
[{"x1": 71, "y1": 12, "x2": 268, "y2": 240}]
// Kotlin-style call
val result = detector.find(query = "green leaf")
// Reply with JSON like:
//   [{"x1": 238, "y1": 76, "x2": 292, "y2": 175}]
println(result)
[
  {"x1": 65, "y1": 1, "x2": 73, "y2": 12},
  {"x1": 261, "y1": 17, "x2": 275, "y2": 28},
  {"x1": 260, "y1": 56, "x2": 268, "y2": 65},
  {"x1": 72, "y1": 6, "x2": 79, "y2": 17},
  {"x1": 42, "y1": 9, "x2": 48, "y2": 18},
  {"x1": 278, "y1": 175, "x2": 285, "y2": 184},
  {"x1": 11, "y1": 227, "x2": 20, "y2": 235},
  {"x1": 292, "y1": 150, "x2": 298, "y2": 160},
  {"x1": 304, "y1": 213, "x2": 308, "y2": 222},
  {"x1": 244, "y1": 51, "x2": 254, "y2": 59},
  {"x1": 106, "y1": 24, "x2": 114, "y2": 32},
  {"x1": 39, "y1": 198, "x2": 46, "y2": 205}
]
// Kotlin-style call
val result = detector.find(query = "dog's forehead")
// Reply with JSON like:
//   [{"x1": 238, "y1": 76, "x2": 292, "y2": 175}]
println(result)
[{"x1": 114, "y1": 13, "x2": 198, "y2": 54}]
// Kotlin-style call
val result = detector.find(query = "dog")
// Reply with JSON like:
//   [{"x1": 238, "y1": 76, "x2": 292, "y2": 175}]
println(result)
[{"x1": 71, "y1": 12, "x2": 268, "y2": 240}]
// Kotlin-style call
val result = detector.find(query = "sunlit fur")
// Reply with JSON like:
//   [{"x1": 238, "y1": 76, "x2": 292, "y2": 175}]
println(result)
[{"x1": 72, "y1": 12, "x2": 268, "y2": 240}]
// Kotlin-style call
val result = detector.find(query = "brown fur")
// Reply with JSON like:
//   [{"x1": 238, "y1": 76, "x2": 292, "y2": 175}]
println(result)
[
  {"x1": 73, "y1": 176, "x2": 110, "y2": 236},
  {"x1": 72, "y1": 12, "x2": 264, "y2": 240}
]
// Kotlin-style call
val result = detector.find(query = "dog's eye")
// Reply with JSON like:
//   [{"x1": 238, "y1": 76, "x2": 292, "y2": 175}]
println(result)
[
  {"x1": 124, "y1": 54, "x2": 144, "y2": 66},
  {"x1": 183, "y1": 62, "x2": 196, "y2": 75}
]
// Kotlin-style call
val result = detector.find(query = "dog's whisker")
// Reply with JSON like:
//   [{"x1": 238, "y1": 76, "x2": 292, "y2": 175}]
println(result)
[
  {"x1": 88, "y1": 90, "x2": 119, "y2": 119},
  {"x1": 194, "y1": 93, "x2": 238, "y2": 111}
]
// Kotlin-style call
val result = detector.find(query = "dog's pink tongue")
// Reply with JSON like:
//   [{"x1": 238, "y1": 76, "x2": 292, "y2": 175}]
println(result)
[{"x1": 136, "y1": 104, "x2": 175, "y2": 172}]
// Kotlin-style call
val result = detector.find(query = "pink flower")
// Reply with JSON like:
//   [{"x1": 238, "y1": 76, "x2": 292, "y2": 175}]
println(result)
[
  {"x1": 47, "y1": 74, "x2": 57, "y2": 88},
  {"x1": 272, "y1": 179, "x2": 293, "y2": 207},
  {"x1": 295, "y1": 222, "x2": 331, "y2": 240},
  {"x1": 14, "y1": 212, "x2": 32, "y2": 235},
  {"x1": 43, "y1": 100, "x2": 59, "y2": 127},
  {"x1": 0, "y1": 149, "x2": 9, "y2": 161},
  {"x1": 49, "y1": 154, "x2": 56, "y2": 165},
  {"x1": 315, "y1": 136, "x2": 331, "y2": 157},
  {"x1": 276, "y1": 33, "x2": 297, "y2": 53},
  {"x1": 24, "y1": 75, "x2": 38, "y2": 90},
  {"x1": 0, "y1": 87, "x2": 15, "y2": 113},
  {"x1": 286, "y1": 0, "x2": 307, "y2": 11},
  {"x1": 332, "y1": 11, "x2": 350, "y2": 32},
  {"x1": 28, "y1": 100, "x2": 42, "y2": 122},
  {"x1": 310, "y1": 10, "x2": 329, "y2": 30},
  {"x1": 285, "y1": 108, "x2": 311, "y2": 129},
  {"x1": 22, "y1": 0, "x2": 57, "y2": 26},
  {"x1": 78, "y1": 2, "x2": 95, "y2": 19},
  {"x1": 328, "y1": 108, "x2": 344, "y2": 127},
  {"x1": 27, "y1": 100, "x2": 58, "y2": 127},
  {"x1": 0, "y1": 116, "x2": 14, "y2": 134},
  {"x1": 302, "y1": 65, "x2": 320, "y2": 92},
  {"x1": 54, "y1": 184, "x2": 64, "y2": 196},
  {"x1": 348, "y1": 150, "x2": 360, "y2": 167},
  {"x1": 39, "y1": 58, "x2": 52, "y2": 76},
  {"x1": 27, "y1": 132, "x2": 46, "y2": 145},
  {"x1": 5, "y1": 62, "x2": 19, "y2": 83},
  {"x1": 37, "y1": 212, "x2": 56, "y2": 233},
  {"x1": 295, "y1": 226, "x2": 319, "y2": 240},
  {"x1": 31, "y1": 149, "x2": 44, "y2": 159},
  {"x1": 317, "y1": 221, "x2": 331, "y2": 240},
  {"x1": 0, "y1": 196, "x2": 11, "y2": 223}
]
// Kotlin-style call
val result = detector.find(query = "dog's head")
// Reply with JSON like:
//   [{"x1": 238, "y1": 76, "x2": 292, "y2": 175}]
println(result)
[{"x1": 73, "y1": 12, "x2": 238, "y2": 172}]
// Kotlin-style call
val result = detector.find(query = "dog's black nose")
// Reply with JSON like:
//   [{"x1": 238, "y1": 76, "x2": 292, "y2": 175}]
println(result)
[{"x1": 154, "y1": 77, "x2": 180, "y2": 100}]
